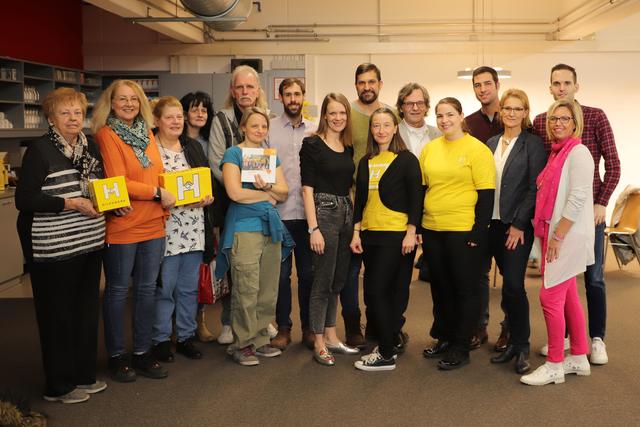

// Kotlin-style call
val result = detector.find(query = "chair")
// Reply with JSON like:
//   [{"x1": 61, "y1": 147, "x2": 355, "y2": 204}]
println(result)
[{"x1": 605, "y1": 193, "x2": 640, "y2": 269}]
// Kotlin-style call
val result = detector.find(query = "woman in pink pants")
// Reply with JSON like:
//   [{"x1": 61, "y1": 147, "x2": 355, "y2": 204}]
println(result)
[{"x1": 520, "y1": 99, "x2": 595, "y2": 386}]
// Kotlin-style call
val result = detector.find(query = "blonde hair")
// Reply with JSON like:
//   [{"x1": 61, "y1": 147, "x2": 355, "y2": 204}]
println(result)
[
  {"x1": 499, "y1": 89, "x2": 532, "y2": 129},
  {"x1": 545, "y1": 99, "x2": 584, "y2": 140},
  {"x1": 92, "y1": 79, "x2": 153, "y2": 133},
  {"x1": 315, "y1": 93, "x2": 353, "y2": 148},
  {"x1": 43, "y1": 87, "x2": 88, "y2": 121},
  {"x1": 224, "y1": 65, "x2": 268, "y2": 110},
  {"x1": 152, "y1": 96, "x2": 183, "y2": 119}
]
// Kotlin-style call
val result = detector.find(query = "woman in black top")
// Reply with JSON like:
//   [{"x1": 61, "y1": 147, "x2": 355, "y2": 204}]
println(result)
[
  {"x1": 16, "y1": 88, "x2": 109, "y2": 403},
  {"x1": 300, "y1": 93, "x2": 360, "y2": 366},
  {"x1": 350, "y1": 108, "x2": 423, "y2": 371}
]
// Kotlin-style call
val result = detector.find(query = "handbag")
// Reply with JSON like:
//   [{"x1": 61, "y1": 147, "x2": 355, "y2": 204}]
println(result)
[
  {"x1": 212, "y1": 257, "x2": 231, "y2": 303},
  {"x1": 198, "y1": 263, "x2": 214, "y2": 305}
]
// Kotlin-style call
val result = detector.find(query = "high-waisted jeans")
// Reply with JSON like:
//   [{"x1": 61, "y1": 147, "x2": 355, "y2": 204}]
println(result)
[{"x1": 309, "y1": 193, "x2": 353, "y2": 334}]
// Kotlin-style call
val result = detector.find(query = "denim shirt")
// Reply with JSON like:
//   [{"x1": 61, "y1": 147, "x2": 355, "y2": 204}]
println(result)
[{"x1": 215, "y1": 201, "x2": 295, "y2": 279}]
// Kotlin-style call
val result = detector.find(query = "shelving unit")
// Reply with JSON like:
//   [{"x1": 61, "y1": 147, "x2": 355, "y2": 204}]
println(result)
[
  {"x1": 0, "y1": 57, "x2": 102, "y2": 138},
  {"x1": 102, "y1": 72, "x2": 163, "y2": 99}
]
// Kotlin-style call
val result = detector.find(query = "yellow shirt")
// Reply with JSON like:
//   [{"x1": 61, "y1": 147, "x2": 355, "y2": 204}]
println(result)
[
  {"x1": 419, "y1": 133, "x2": 495, "y2": 231},
  {"x1": 362, "y1": 151, "x2": 408, "y2": 231}
]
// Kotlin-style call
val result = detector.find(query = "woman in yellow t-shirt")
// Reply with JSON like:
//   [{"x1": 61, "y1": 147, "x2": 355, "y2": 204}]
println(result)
[
  {"x1": 350, "y1": 107, "x2": 423, "y2": 371},
  {"x1": 419, "y1": 97, "x2": 496, "y2": 370}
]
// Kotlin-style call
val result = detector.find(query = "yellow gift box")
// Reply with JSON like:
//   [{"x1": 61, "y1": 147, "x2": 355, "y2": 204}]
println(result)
[
  {"x1": 159, "y1": 167, "x2": 212, "y2": 207},
  {"x1": 88, "y1": 176, "x2": 131, "y2": 212}
]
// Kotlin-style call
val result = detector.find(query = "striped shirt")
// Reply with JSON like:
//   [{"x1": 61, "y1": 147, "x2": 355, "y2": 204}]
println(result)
[{"x1": 31, "y1": 168, "x2": 105, "y2": 261}]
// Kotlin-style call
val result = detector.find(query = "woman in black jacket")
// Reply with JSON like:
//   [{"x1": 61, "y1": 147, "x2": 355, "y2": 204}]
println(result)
[
  {"x1": 486, "y1": 89, "x2": 546, "y2": 374},
  {"x1": 350, "y1": 107, "x2": 423, "y2": 371},
  {"x1": 150, "y1": 96, "x2": 216, "y2": 363}
]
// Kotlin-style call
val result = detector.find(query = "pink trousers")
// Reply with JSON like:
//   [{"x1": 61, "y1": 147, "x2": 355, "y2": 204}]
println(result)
[{"x1": 539, "y1": 276, "x2": 589, "y2": 363}]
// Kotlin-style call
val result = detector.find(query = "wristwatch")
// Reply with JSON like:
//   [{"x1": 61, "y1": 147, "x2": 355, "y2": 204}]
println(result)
[
  {"x1": 308, "y1": 226, "x2": 319, "y2": 234},
  {"x1": 153, "y1": 187, "x2": 162, "y2": 202}
]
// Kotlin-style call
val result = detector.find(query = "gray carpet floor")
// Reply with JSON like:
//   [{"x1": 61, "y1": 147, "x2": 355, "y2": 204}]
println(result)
[{"x1": 1, "y1": 257, "x2": 639, "y2": 427}]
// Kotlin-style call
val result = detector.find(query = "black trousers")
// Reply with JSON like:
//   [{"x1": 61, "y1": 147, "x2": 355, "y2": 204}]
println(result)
[
  {"x1": 422, "y1": 230, "x2": 486, "y2": 353},
  {"x1": 30, "y1": 250, "x2": 103, "y2": 397},
  {"x1": 362, "y1": 238, "x2": 415, "y2": 359},
  {"x1": 488, "y1": 220, "x2": 533, "y2": 349}
]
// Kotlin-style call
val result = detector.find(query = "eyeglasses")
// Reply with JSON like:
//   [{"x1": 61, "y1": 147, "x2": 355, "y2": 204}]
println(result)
[
  {"x1": 501, "y1": 107, "x2": 525, "y2": 114},
  {"x1": 548, "y1": 116, "x2": 573, "y2": 124},
  {"x1": 402, "y1": 101, "x2": 427, "y2": 109}
]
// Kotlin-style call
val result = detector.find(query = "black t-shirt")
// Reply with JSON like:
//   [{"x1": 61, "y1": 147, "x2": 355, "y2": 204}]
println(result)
[{"x1": 299, "y1": 135, "x2": 354, "y2": 196}]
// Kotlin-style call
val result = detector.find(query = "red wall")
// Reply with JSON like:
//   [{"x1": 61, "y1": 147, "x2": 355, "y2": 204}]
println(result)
[{"x1": 0, "y1": 0, "x2": 83, "y2": 69}]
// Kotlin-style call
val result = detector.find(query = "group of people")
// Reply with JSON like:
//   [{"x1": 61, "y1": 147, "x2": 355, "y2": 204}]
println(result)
[{"x1": 15, "y1": 60, "x2": 620, "y2": 404}]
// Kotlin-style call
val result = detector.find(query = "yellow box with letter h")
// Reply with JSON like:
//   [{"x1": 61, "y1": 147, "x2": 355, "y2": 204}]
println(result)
[
  {"x1": 159, "y1": 167, "x2": 212, "y2": 207},
  {"x1": 88, "y1": 176, "x2": 131, "y2": 212}
]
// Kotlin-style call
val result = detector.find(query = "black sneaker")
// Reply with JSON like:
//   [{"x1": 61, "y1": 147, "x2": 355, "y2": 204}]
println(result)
[
  {"x1": 132, "y1": 352, "x2": 168, "y2": 379},
  {"x1": 354, "y1": 348, "x2": 396, "y2": 371},
  {"x1": 153, "y1": 340, "x2": 174, "y2": 363},
  {"x1": 108, "y1": 354, "x2": 136, "y2": 383},
  {"x1": 176, "y1": 338, "x2": 202, "y2": 360}
]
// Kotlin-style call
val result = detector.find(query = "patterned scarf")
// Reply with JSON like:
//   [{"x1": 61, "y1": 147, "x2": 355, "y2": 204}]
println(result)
[
  {"x1": 107, "y1": 116, "x2": 152, "y2": 168},
  {"x1": 48, "y1": 125, "x2": 102, "y2": 197}
]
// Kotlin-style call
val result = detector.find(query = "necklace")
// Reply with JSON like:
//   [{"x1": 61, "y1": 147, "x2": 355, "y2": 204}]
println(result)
[{"x1": 156, "y1": 135, "x2": 182, "y2": 159}]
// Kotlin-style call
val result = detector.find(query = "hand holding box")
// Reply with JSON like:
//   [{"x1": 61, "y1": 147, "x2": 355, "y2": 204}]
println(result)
[
  {"x1": 159, "y1": 167, "x2": 213, "y2": 207},
  {"x1": 89, "y1": 176, "x2": 131, "y2": 212}
]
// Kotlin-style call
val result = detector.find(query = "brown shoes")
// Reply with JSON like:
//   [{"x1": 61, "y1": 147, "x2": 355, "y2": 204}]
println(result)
[
  {"x1": 470, "y1": 327, "x2": 488, "y2": 350},
  {"x1": 344, "y1": 313, "x2": 366, "y2": 349},
  {"x1": 270, "y1": 328, "x2": 292, "y2": 350},
  {"x1": 196, "y1": 311, "x2": 215, "y2": 342},
  {"x1": 302, "y1": 328, "x2": 315, "y2": 350},
  {"x1": 494, "y1": 326, "x2": 509, "y2": 352}
]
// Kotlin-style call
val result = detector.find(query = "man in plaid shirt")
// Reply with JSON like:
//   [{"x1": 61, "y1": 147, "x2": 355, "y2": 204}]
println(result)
[{"x1": 532, "y1": 63, "x2": 621, "y2": 366}]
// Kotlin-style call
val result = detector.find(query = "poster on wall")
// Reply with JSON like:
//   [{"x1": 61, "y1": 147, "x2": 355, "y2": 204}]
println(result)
[{"x1": 273, "y1": 77, "x2": 306, "y2": 100}]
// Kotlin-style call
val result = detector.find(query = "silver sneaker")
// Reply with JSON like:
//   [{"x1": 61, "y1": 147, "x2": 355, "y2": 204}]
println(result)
[
  {"x1": 232, "y1": 346, "x2": 259, "y2": 366},
  {"x1": 76, "y1": 381, "x2": 107, "y2": 394},
  {"x1": 43, "y1": 389, "x2": 90, "y2": 404},
  {"x1": 326, "y1": 341, "x2": 360, "y2": 355},
  {"x1": 255, "y1": 344, "x2": 282, "y2": 358}
]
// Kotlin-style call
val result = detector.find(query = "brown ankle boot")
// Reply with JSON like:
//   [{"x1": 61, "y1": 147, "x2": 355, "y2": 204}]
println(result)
[
  {"x1": 270, "y1": 328, "x2": 291, "y2": 350},
  {"x1": 344, "y1": 313, "x2": 366, "y2": 348},
  {"x1": 196, "y1": 311, "x2": 215, "y2": 342}
]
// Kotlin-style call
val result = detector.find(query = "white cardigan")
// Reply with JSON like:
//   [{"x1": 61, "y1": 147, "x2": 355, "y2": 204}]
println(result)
[{"x1": 542, "y1": 144, "x2": 595, "y2": 288}]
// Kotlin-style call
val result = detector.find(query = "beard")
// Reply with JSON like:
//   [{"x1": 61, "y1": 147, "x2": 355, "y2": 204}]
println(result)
[
  {"x1": 358, "y1": 90, "x2": 378, "y2": 105},
  {"x1": 283, "y1": 103, "x2": 302, "y2": 118}
]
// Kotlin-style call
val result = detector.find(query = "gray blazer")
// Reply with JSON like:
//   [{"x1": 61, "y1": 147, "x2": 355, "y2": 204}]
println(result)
[{"x1": 487, "y1": 130, "x2": 547, "y2": 230}]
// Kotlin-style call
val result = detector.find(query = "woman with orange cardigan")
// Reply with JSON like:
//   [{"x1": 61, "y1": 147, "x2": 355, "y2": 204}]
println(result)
[{"x1": 92, "y1": 80, "x2": 175, "y2": 383}]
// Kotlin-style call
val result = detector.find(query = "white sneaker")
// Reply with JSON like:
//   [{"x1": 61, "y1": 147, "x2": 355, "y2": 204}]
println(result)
[
  {"x1": 267, "y1": 323, "x2": 278, "y2": 339},
  {"x1": 217, "y1": 325, "x2": 234, "y2": 344},
  {"x1": 563, "y1": 355, "x2": 591, "y2": 376},
  {"x1": 590, "y1": 337, "x2": 608, "y2": 365},
  {"x1": 539, "y1": 337, "x2": 571, "y2": 356},
  {"x1": 520, "y1": 362, "x2": 565, "y2": 386}
]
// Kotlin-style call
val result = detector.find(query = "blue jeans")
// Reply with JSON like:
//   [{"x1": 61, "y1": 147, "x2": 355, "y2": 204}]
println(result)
[
  {"x1": 584, "y1": 222, "x2": 606, "y2": 339},
  {"x1": 103, "y1": 237, "x2": 165, "y2": 357},
  {"x1": 276, "y1": 220, "x2": 313, "y2": 330},
  {"x1": 153, "y1": 251, "x2": 202, "y2": 343}
]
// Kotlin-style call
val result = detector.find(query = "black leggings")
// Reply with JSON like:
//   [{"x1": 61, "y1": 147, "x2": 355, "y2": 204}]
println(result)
[
  {"x1": 362, "y1": 239, "x2": 415, "y2": 359},
  {"x1": 422, "y1": 229, "x2": 486, "y2": 353}
]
